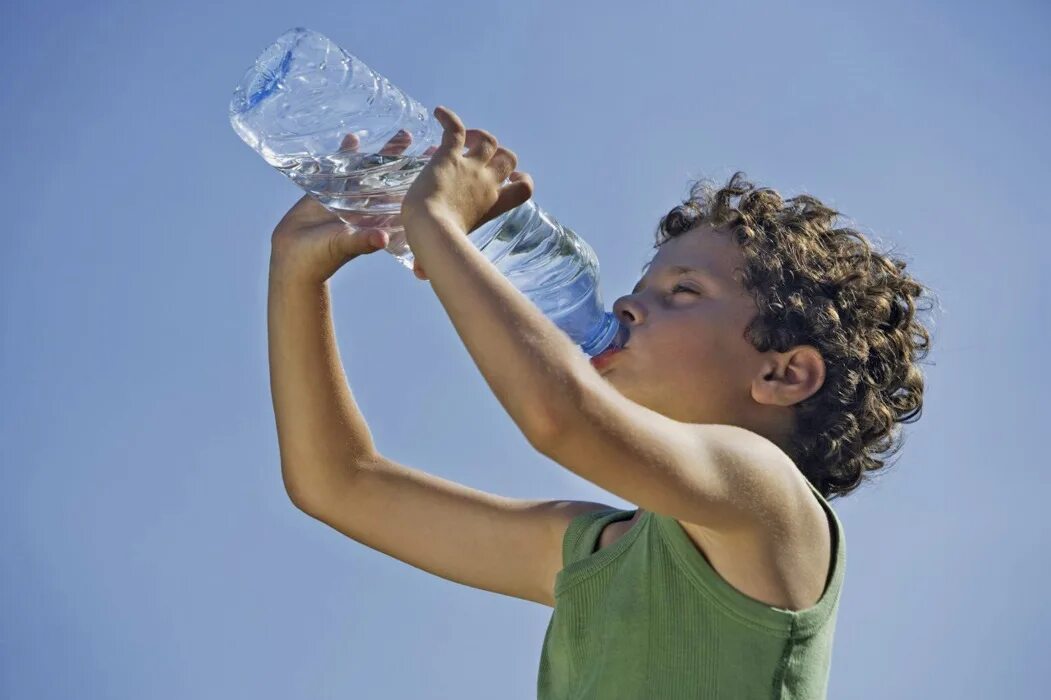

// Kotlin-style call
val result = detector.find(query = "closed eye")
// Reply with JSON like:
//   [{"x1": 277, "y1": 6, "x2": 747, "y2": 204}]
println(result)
[{"x1": 673, "y1": 284, "x2": 700, "y2": 295}]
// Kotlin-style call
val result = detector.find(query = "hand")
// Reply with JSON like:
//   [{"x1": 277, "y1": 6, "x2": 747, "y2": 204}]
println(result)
[
  {"x1": 401, "y1": 106, "x2": 534, "y2": 257},
  {"x1": 335, "y1": 130, "x2": 439, "y2": 281},
  {"x1": 269, "y1": 131, "x2": 438, "y2": 285}
]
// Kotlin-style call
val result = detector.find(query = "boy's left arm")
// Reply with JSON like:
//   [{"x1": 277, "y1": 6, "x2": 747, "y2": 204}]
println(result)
[
  {"x1": 403, "y1": 107, "x2": 797, "y2": 531},
  {"x1": 404, "y1": 199, "x2": 592, "y2": 449}
]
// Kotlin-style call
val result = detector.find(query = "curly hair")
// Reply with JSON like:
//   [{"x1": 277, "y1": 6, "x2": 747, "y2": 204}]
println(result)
[{"x1": 652, "y1": 171, "x2": 937, "y2": 501}]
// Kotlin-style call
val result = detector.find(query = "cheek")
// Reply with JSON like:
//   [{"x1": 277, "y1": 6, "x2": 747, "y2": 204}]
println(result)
[
  {"x1": 649, "y1": 339, "x2": 715, "y2": 385},
  {"x1": 642, "y1": 316, "x2": 730, "y2": 375},
  {"x1": 666, "y1": 327, "x2": 737, "y2": 380}
]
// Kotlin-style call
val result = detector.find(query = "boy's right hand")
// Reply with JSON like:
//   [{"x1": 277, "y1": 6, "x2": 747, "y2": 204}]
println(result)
[{"x1": 269, "y1": 131, "x2": 438, "y2": 285}]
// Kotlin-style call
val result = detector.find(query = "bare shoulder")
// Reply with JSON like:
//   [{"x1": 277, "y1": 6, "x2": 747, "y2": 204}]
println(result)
[
  {"x1": 675, "y1": 460, "x2": 833, "y2": 611},
  {"x1": 689, "y1": 424, "x2": 817, "y2": 523}
]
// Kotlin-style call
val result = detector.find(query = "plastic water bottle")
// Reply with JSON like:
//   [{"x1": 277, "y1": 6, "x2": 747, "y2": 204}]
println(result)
[{"x1": 229, "y1": 27, "x2": 625, "y2": 357}]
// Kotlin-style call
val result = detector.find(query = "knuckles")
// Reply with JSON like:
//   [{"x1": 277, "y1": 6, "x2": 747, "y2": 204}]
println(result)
[{"x1": 497, "y1": 148, "x2": 517, "y2": 168}]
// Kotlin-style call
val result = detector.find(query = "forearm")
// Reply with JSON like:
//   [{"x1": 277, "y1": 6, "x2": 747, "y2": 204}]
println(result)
[
  {"x1": 267, "y1": 262, "x2": 377, "y2": 506},
  {"x1": 405, "y1": 210, "x2": 592, "y2": 447}
]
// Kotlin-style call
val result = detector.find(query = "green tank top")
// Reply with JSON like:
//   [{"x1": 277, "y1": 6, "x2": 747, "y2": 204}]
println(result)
[{"x1": 537, "y1": 478, "x2": 845, "y2": 699}]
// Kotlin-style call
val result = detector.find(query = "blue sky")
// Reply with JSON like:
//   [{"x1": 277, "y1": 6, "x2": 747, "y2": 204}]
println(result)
[{"x1": 3, "y1": 0, "x2": 1048, "y2": 697}]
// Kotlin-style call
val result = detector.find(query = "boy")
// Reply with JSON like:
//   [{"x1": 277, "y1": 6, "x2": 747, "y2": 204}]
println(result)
[{"x1": 267, "y1": 106, "x2": 933, "y2": 698}]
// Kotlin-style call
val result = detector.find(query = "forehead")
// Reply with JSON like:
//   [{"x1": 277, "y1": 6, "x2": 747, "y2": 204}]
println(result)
[{"x1": 640, "y1": 228, "x2": 744, "y2": 285}]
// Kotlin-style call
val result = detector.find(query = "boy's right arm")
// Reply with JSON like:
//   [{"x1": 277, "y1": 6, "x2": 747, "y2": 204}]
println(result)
[
  {"x1": 301, "y1": 454, "x2": 612, "y2": 607},
  {"x1": 268, "y1": 265, "x2": 611, "y2": 607}
]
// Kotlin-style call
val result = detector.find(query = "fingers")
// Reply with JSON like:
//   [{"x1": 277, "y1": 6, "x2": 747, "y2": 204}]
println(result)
[
  {"x1": 496, "y1": 173, "x2": 534, "y2": 211},
  {"x1": 427, "y1": 107, "x2": 516, "y2": 178},
  {"x1": 378, "y1": 129, "x2": 412, "y2": 156},
  {"x1": 434, "y1": 105, "x2": 466, "y2": 153},
  {"x1": 338, "y1": 133, "x2": 359, "y2": 153},
  {"x1": 464, "y1": 128, "x2": 498, "y2": 161},
  {"x1": 339, "y1": 130, "x2": 414, "y2": 157},
  {"x1": 343, "y1": 107, "x2": 506, "y2": 167},
  {"x1": 478, "y1": 173, "x2": 534, "y2": 227},
  {"x1": 488, "y1": 146, "x2": 517, "y2": 180},
  {"x1": 508, "y1": 171, "x2": 533, "y2": 189}
]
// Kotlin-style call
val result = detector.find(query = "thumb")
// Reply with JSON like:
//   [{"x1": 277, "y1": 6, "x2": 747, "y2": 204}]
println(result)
[{"x1": 341, "y1": 228, "x2": 389, "y2": 258}]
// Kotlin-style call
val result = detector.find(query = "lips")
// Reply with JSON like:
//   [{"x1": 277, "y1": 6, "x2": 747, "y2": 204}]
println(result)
[
  {"x1": 590, "y1": 346, "x2": 624, "y2": 369},
  {"x1": 590, "y1": 325, "x2": 630, "y2": 369}
]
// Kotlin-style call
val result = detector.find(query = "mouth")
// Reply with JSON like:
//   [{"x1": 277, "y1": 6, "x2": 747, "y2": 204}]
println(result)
[
  {"x1": 590, "y1": 345, "x2": 625, "y2": 370},
  {"x1": 589, "y1": 325, "x2": 630, "y2": 370}
]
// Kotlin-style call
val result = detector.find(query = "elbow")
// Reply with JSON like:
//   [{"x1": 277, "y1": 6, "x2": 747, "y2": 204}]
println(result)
[
  {"x1": 525, "y1": 414, "x2": 563, "y2": 454},
  {"x1": 518, "y1": 397, "x2": 561, "y2": 453},
  {"x1": 283, "y1": 477, "x2": 317, "y2": 514}
]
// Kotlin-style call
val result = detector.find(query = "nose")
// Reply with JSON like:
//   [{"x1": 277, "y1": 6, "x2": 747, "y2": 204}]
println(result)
[{"x1": 612, "y1": 293, "x2": 644, "y2": 328}]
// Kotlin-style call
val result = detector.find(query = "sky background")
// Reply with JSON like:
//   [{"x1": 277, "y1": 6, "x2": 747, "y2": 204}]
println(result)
[{"x1": 3, "y1": 1, "x2": 1048, "y2": 698}]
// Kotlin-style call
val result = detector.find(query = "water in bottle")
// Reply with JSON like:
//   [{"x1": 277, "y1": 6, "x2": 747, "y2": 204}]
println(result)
[{"x1": 229, "y1": 27, "x2": 625, "y2": 357}]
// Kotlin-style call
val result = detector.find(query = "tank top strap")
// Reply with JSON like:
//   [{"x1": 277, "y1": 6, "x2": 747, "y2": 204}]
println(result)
[{"x1": 562, "y1": 508, "x2": 637, "y2": 568}]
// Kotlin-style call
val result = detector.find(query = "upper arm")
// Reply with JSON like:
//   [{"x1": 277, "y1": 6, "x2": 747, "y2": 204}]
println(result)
[
  {"x1": 293, "y1": 454, "x2": 612, "y2": 607},
  {"x1": 536, "y1": 374, "x2": 799, "y2": 532}
]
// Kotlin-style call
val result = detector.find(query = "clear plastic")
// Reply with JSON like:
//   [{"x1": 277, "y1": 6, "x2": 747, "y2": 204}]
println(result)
[{"x1": 230, "y1": 27, "x2": 625, "y2": 356}]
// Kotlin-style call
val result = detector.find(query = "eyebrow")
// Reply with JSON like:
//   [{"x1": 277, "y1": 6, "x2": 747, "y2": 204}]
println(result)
[{"x1": 631, "y1": 265, "x2": 715, "y2": 295}]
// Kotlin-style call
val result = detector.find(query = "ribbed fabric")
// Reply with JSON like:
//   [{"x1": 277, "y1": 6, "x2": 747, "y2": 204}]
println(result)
[{"x1": 536, "y1": 478, "x2": 845, "y2": 699}]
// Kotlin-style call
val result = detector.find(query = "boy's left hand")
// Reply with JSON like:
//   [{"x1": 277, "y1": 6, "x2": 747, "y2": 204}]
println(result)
[{"x1": 401, "y1": 106, "x2": 534, "y2": 258}]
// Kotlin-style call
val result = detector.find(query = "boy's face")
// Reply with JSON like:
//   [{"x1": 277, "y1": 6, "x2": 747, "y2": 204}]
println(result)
[{"x1": 600, "y1": 224, "x2": 770, "y2": 426}]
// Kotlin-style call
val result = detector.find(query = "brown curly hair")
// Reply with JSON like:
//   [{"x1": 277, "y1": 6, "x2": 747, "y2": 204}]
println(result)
[{"x1": 652, "y1": 171, "x2": 937, "y2": 501}]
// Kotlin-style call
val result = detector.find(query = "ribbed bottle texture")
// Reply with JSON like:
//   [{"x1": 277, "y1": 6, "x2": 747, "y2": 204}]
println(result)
[{"x1": 230, "y1": 27, "x2": 623, "y2": 356}]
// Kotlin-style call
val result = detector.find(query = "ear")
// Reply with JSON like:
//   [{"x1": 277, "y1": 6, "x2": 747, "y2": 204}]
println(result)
[{"x1": 750, "y1": 346, "x2": 826, "y2": 407}]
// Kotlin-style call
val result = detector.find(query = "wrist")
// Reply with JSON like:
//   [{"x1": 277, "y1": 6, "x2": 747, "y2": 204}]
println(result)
[
  {"x1": 403, "y1": 202, "x2": 466, "y2": 241},
  {"x1": 269, "y1": 256, "x2": 328, "y2": 290}
]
